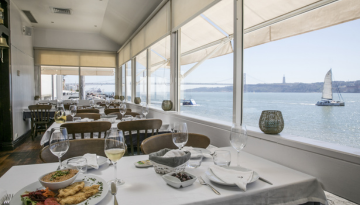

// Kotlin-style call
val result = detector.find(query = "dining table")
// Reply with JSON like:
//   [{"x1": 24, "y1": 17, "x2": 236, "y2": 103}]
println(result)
[
  {"x1": 22, "y1": 107, "x2": 105, "y2": 120},
  {"x1": 0, "y1": 147, "x2": 327, "y2": 205}
]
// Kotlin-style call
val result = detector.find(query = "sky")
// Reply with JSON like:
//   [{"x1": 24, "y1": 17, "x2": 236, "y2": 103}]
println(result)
[
  {"x1": 61, "y1": 18, "x2": 360, "y2": 92},
  {"x1": 183, "y1": 19, "x2": 360, "y2": 86}
]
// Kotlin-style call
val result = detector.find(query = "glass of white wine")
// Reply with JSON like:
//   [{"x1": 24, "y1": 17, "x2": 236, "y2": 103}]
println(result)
[
  {"x1": 105, "y1": 128, "x2": 126, "y2": 186},
  {"x1": 55, "y1": 106, "x2": 66, "y2": 124}
]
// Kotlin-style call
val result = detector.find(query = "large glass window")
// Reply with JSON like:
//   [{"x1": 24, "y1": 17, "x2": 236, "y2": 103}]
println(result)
[
  {"x1": 40, "y1": 66, "x2": 79, "y2": 100},
  {"x1": 80, "y1": 67, "x2": 115, "y2": 100},
  {"x1": 135, "y1": 50, "x2": 147, "y2": 102},
  {"x1": 243, "y1": 3, "x2": 360, "y2": 149},
  {"x1": 179, "y1": 4, "x2": 233, "y2": 122},
  {"x1": 149, "y1": 36, "x2": 171, "y2": 108},
  {"x1": 126, "y1": 61, "x2": 132, "y2": 102}
]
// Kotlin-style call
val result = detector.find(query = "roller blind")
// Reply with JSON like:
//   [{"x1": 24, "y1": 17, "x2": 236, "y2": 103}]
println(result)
[
  {"x1": 35, "y1": 50, "x2": 80, "y2": 67},
  {"x1": 131, "y1": 28, "x2": 145, "y2": 57},
  {"x1": 172, "y1": 0, "x2": 219, "y2": 31},
  {"x1": 118, "y1": 49, "x2": 124, "y2": 67},
  {"x1": 81, "y1": 67, "x2": 115, "y2": 76},
  {"x1": 41, "y1": 66, "x2": 79, "y2": 75},
  {"x1": 35, "y1": 49, "x2": 116, "y2": 68},
  {"x1": 145, "y1": 2, "x2": 171, "y2": 48},
  {"x1": 123, "y1": 43, "x2": 131, "y2": 63}
]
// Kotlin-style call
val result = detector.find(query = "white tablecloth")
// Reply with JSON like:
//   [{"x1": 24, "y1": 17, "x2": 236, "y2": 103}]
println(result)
[
  {"x1": 0, "y1": 147, "x2": 326, "y2": 205},
  {"x1": 40, "y1": 120, "x2": 169, "y2": 146}
]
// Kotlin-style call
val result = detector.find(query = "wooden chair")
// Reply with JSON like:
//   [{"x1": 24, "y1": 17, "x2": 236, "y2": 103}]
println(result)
[
  {"x1": 104, "y1": 108, "x2": 131, "y2": 115},
  {"x1": 64, "y1": 103, "x2": 77, "y2": 110},
  {"x1": 28, "y1": 105, "x2": 52, "y2": 140},
  {"x1": 117, "y1": 119, "x2": 162, "y2": 155},
  {"x1": 39, "y1": 139, "x2": 106, "y2": 163},
  {"x1": 61, "y1": 121, "x2": 111, "y2": 139},
  {"x1": 141, "y1": 133, "x2": 210, "y2": 154},
  {"x1": 66, "y1": 113, "x2": 101, "y2": 121},
  {"x1": 76, "y1": 109, "x2": 100, "y2": 114}
]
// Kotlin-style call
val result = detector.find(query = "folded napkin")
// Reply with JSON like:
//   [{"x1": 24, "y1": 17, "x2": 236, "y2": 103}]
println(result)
[
  {"x1": 209, "y1": 165, "x2": 254, "y2": 191},
  {"x1": 81, "y1": 118, "x2": 94, "y2": 122},
  {"x1": 83, "y1": 153, "x2": 99, "y2": 169},
  {"x1": 162, "y1": 150, "x2": 186, "y2": 158}
]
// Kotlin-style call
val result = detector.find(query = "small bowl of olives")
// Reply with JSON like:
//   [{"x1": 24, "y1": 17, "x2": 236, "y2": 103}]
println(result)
[{"x1": 162, "y1": 171, "x2": 197, "y2": 188}]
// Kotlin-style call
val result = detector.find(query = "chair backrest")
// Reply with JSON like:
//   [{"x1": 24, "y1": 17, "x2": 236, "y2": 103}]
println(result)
[
  {"x1": 117, "y1": 119, "x2": 162, "y2": 155},
  {"x1": 141, "y1": 133, "x2": 210, "y2": 154},
  {"x1": 39, "y1": 139, "x2": 106, "y2": 163},
  {"x1": 64, "y1": 103, "x2": 76, "y2": 110},
  {"x1": 28, "y1": 105, "x2": 52, "y2": 123},
  {"x1": 60, "y1": 121, "x2": 111, "y2": 139},
  {"x1": 104, "y1": 108, "x2": 131, "y2": 115},
  {"x1": 66, "y1": 113, "x2": 101, "y2": 121},
  {"x1": 77, "y1": 109, "x2": 100, "y2": 114}
]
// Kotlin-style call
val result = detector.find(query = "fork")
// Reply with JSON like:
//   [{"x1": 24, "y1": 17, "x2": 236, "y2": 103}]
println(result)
[
  {"x1": 3, "y1": 194, "x2": 13, "y2": 205},
  {"x1": 198, "y1": 176, "x2": 220, "y2": 195}
]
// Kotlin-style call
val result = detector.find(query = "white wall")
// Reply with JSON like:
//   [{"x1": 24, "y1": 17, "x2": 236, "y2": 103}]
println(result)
[
  {"x1": 33, "y1": 28, "x2": 120, "y2": 51},
  {"x1": 10, "y1": 2, "x2": 35, "y2": 140}
]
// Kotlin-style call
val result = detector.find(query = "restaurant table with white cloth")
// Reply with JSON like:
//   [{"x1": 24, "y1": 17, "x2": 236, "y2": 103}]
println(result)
[
  {"x1": 23, "y1": 107, "x2": 105, "y2": 120},
  {"x1": 40, "y1": 119, "x2": 170, "y2": 146},
  {"x1": 0, "y1": 147, "x2": 326, "y2": 205}
]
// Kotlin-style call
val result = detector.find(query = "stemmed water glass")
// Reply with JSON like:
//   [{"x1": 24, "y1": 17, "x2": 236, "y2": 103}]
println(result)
[
  {"x1": 172, "y1": 122, "x2": 188, "y2": 150},
  {"x1": 69, "y1": 105, "x2": 77, "y2": 121},
  {"x1": 229, "y1": 124, "x2": 248, "y2": 167},
  {"x1": 142, "y1": 104, "x2": 149, "y2": 119},
  {"x1": 105, "y1": 99, "x2": 111, "y2": 109},
  {"x1": 105, "y1": 128, "x2": 126, "y2": 186},
  {"x1": 119, "y1": 104, "x2": 127, "y2": 121},
  {"x1": 89, "y1": 99, "x2": 95, "y2": 108},
  {"x1": 50, "y1": 127, "x2": 70, "y2": 170}
]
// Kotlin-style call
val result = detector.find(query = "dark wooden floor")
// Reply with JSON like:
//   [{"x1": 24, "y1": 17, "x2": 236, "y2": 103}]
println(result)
[{"x1": 0, "y1": 135, "x2": 43, "y2": 177}]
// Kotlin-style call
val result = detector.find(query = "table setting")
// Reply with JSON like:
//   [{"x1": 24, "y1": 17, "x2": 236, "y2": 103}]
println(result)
[{"x1": 1, "y1": 120, "x2": 327, "y2": 205}]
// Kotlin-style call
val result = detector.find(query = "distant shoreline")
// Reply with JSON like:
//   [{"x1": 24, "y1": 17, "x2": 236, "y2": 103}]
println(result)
[{"x1": 184, "y1": 81, "x2": 360, "y2": 93}]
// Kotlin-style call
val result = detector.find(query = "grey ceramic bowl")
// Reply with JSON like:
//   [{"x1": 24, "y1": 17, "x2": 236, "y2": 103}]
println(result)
[
  {"x1": 39, "y1": 169, "x2": 79, "y2": 190},
  {"x1": 162, "y1": 172, "x2": 197, "y2": 188}
]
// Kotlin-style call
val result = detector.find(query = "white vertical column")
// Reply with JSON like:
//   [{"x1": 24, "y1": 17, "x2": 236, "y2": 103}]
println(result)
[
  {"x1": 146, "y1": 48, "x2": 151, "y2": 104},
  {"x1": 170, "y1": 30, "x2": 180, "y2": 111},
  {"x1": 233, "y1": 0, "x2": 244, "y2": 125},
  {"x1": 34, "y1": 65, "x2": 41, "y2": 99},
  {"x1": 119, "y1": 65, "x2": 122, "y2": 97}
]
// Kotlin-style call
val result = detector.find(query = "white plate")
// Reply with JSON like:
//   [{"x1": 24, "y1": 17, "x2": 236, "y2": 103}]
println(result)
[
  {"x1": 205, "y1": 166, "x2": 259, "y2": 186},
  {"x1": 10, "y1": 174, "x2": 108, "y2": 205},
  {"x1": 134, "y1": 160, "x2": 153, "y2": 168},
  {"x1": 62, "y1": 156, "x2": 108, "y2": 170}
]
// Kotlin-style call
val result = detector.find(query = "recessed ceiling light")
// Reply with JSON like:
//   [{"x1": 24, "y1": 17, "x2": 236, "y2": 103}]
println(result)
[
  {"x1": 51, "y1": 21, "x2": 54, "y2": 23},
  {"x1": 94, "y1": 25, "x2": 97, "y2": 27}
]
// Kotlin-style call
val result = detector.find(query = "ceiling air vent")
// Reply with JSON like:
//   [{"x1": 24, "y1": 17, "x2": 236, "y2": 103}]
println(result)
[
  {"x1": 22, "y1": 10, "x2": 38, "y2": 23},
  {"x1": 50, "y1": 7, "x2": 71, "y2": 15}
]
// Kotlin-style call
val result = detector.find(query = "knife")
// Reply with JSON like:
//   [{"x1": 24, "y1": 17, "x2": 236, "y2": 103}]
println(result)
[{"x1": 259, "y1": 177, "x2": 273, "y2": 185}]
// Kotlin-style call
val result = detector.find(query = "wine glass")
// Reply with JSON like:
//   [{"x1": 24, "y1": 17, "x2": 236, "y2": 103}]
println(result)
[
  {"x1": 89, "y1": 99, "x2": 95, "y2": 108},
  {"x1": 50, "y1": 127, "x2": 69, "y2": 170},
  {"x1": 168, "y1": 123, "x2": 175, "y2": 133},
  {"x1": 119, "y1": 104, "x2": 127, "y2": 120},
  {"x1": 142, "y1": 104, "x2": 149, "y2": 119},
  {"x1": 105, "y1": 128, "x2": 126, "y2": 186},
  {"x1": 69, "y1": 105, "x2": 77, "y2": 121},
  {"x1": 105, "y1": 99, "x2": 111, "y2": 109},
  {"x1": 229, "y1": 124, "x2": 247, "y2": 167},
  {"x1": 55, "y1": 106, "x2": 66, "y2": 123},
  {"x1": 172, "y1": 122, "x2": 188, "y2": 150}
]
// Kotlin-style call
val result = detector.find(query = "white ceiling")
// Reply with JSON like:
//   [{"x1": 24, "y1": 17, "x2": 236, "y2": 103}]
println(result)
[{"x1": 13, "y1": 0, "x2": 163, "y2": 46}]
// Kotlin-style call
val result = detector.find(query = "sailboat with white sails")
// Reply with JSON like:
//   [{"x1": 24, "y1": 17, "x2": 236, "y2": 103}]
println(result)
[{"x1": 316, "y1": 69, "x2": 345, "y2": 106}]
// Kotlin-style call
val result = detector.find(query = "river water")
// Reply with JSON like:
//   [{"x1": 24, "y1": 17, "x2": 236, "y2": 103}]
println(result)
[{"x1": 179, "y1": 92, "x2": 360, "y2": 149}]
